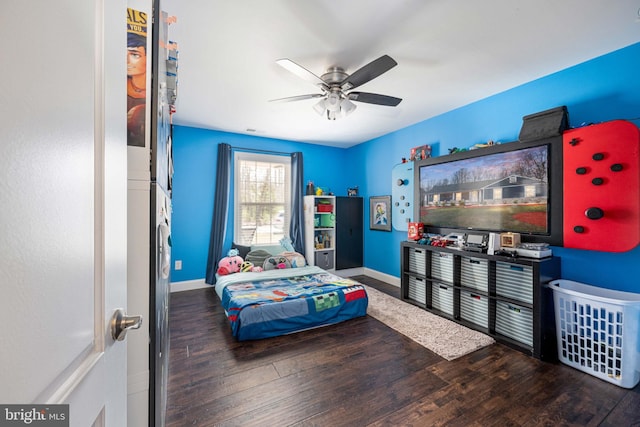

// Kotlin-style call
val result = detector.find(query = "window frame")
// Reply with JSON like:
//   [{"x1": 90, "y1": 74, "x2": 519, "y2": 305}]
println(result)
[{"x1": 233, "y1": 151, "x2": 291, "y2": 246}]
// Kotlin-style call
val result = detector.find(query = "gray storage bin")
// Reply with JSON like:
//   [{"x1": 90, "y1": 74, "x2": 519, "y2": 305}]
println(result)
[
  {"x1": 460, "y1": 291, "x2": 489, "y2": 328},
  {"x1": 431, "y1": 282, "x2": 454, "y2": 315},
  {"x1": 496, "y1": 262, "x2": 533, "y2": 304},
  {"x1": 408, "y1": 247, "x2": 426, "y2": 274},
  {"x1": 314, "y1": 250, "x2": 334, "y2": 270},
  {"x1": 431, "y1": 252, "x2": 454, "y2": 282},
  {"x1": 407, "y1": 276, "x2": 426, "y2": 305},
  {"x1": 495, "y1": 300, "x2": 533, "y2": 347},
  {"x1": 460, "y1": 256, "x2": 488, "y2": 292}
]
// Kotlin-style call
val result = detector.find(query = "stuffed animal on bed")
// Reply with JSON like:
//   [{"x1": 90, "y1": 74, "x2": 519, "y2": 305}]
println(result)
[
  {"x1": 239, "y1": 261, "x2": 253, "y2": 273},
  {"x1": 239, "y1": 260, "x2": 263, "y2": 273},
  {"x1": 217, "y1": 249, "x2": 244, "y2": 276},
  {"x1": 281, "y1": 251, "x2": 306, "y2": 268},
  {"x1": 262, "y1": 256, "x2": 292, "y2": 271}
]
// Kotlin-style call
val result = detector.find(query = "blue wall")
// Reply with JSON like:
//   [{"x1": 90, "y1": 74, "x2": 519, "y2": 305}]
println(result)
[
  {"x1": 172, "y1": 42, "x2": 640, "y2": 293},
  {"x1": 170, "y1": 128, "x2": 348, "y2": 282}
]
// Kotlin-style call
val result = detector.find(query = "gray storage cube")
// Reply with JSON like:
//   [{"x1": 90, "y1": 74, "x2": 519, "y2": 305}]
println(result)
[
  {"x1": 407, "y1": 276, "x2": 426, "y2": 305},
  {"x1": 408, "y1": 247, "x2": 426, "y2": 274},
  {"x1": 460, "y1": 291, "x2": 489, "y2": 328},
  {"x1": 314, "y1": 250, "x2": 334, "y2": 270},
  {"x1": 431, "y1": 252, "x2": 454, "y2": 282},
  {"x1": 431, "y1": 282, "x2": 454, "y2": 315},
  {"x1": 496, "y1": 262, "x2": 534, "y2": 304},
  {"x1": 460, "y1": 256, "x2": 488, "y2": 292},
  {"x1": 495, "y1": 300, "x2": 533, "y2": 347}
]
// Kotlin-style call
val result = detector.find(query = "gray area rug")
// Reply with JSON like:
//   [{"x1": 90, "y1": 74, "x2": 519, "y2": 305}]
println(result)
[{"x1": 364, "y1": 285, "x2": 495, "y2": 361}]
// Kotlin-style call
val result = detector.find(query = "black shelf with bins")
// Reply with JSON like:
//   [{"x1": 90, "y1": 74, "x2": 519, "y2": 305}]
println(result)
[{"x1": 400, "y1": 241, "x2": 560, "y2": 360}]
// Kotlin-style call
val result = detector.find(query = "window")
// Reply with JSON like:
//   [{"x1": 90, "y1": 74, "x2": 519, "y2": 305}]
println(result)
[{"x1": 234, "y1": 151, "x2": 291, "y2": 246}]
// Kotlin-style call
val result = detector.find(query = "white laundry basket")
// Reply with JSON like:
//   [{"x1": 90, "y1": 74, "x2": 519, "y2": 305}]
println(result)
[{"x1": 549, "y1": 279, "x2": 640, "y2": 388}]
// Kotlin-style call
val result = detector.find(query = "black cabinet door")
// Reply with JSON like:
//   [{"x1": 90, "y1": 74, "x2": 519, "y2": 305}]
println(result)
[{"x1": 336, "y1": 197, "x2": 363, "y2": 269}]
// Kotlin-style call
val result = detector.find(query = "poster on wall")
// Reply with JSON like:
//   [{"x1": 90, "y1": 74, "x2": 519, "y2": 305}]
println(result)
[
  {"x1": 127, "y1": 8, "x2": 148, "y2": 147},
  {"x1": 369, "y1": 195, "x2": 392, "y2": 231}
]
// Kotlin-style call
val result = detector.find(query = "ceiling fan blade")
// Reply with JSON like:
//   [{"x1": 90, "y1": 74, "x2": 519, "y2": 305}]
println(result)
[
  {"x1": 348, "y1": 92, "x2": 402, "y2": 107},
  {"x1": 340, "y1": 55, "x2": 398, "y2": 90},
  {"x1": 276, "y1": 59, "x2": 329, "y2": 90},
  {"x1": 269, "y1": 93, "x2": 325, "y2": 103}
]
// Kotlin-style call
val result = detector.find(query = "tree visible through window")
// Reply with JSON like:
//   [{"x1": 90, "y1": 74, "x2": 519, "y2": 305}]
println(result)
[{"x1": 234, "y1": 151, "x2": 291, "y2": 246}]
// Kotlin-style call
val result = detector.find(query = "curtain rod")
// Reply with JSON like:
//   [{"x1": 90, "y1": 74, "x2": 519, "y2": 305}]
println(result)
[{"x1": 230, "y1": 145, "x2": 293, "y2": 156}]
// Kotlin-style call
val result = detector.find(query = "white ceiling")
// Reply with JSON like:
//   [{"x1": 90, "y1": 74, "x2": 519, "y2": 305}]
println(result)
[{"x1": 163, "y1": 0, "x2": 640, "y2": 148}]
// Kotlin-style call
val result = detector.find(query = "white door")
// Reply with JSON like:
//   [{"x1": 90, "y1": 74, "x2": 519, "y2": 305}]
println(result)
[{"x1": 0, "y1": 1, "x2": 130, "y2": 426}]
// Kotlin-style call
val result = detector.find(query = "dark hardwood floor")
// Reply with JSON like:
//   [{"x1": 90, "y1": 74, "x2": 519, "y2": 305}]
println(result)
[{"x1": 166, "y1": 276, "x2": 640, "y2": 426}]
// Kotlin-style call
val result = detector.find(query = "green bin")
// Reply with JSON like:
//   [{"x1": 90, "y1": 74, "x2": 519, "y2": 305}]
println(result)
[{"x1": 319, "y1": 214, "x2": 335, "y2": 227}]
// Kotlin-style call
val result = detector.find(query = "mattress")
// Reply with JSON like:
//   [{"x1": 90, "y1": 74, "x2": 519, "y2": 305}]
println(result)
[{"x1": 215, "y1": 266, "x2": 368, "y2": 341}]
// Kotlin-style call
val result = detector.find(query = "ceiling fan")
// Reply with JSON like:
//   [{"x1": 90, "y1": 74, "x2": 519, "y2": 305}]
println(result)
[{"x1": 271, "y1": 55, "x2": 402, "y2": 120}]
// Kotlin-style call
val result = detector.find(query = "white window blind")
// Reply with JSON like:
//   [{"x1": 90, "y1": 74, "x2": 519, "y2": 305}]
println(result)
[{"x1": 234, "y1": 151, "x2": 291, "y2": 246}]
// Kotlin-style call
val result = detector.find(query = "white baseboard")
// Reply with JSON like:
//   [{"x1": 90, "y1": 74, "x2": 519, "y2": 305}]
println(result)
[
  {"x1": 170, "y1": 279, "x2": 209, "y2": 293},
  {"x1": 334, "y1": 267, "x2": 365, "y2": 277},
  {"x1": 362, "y1": 267, "x2": 401, "y2": 287},
  {"x1": 336, "y1": 266, "x2": 400, "y2": 288}
]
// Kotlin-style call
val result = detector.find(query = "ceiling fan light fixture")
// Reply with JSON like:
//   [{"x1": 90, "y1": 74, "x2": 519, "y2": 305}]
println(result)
[
  {"x1": 313, "y1": 99, "x2": 327, "y2": 116},
  {"x1": 325, "y1": 92, "x2": 341, "y2": 112},
  {"x1": 314, "y1": 95, "x2": 357, "y2": 120},
  {"x1": 274, "y1": 55, "x2": 401, "y2": 120},
  {"x1": 274, "y1": 55, "x2": 401, "y2": 121},
  {"x1": 340, "y1": 98, "x2": 357, "y2": 117}
]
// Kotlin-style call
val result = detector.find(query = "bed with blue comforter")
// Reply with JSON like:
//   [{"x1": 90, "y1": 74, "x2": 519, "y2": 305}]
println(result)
[{"x1": 214, "y1": 266, "x2": 368, "y2": 341}]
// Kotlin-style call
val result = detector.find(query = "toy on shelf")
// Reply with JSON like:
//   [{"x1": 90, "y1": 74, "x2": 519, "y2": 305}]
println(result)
[
  {"x1": 407, "y1": 222, "x2": 424, "y2": 241},
  {"x1": 306, "y1": 180, "x2": 315, "y2": 195},
  {"x1": 470, "y1": 140, "x2": 499, "y2": 149},
  {"x1": 410, "y1": 144, "x2": 432, "y2": 161}
]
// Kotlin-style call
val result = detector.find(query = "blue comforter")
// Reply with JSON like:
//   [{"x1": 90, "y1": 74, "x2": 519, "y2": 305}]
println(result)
[{"x1": 215, "y1": 266, "x2": 368, "y2": 341}]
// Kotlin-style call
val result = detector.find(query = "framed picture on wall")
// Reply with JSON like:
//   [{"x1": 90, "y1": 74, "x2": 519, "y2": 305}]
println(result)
[{"x1": 369, "y1": 195, "x2": 392, "y2": 231}]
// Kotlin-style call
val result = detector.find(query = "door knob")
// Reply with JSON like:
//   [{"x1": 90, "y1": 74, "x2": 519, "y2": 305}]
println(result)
[{"x1": 110, "y1": 308, "x2": 143, "y2": 341}]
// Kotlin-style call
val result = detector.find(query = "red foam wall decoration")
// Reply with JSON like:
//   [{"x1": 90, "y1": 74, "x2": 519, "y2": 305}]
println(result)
[{"x1": 563, "y1": 120, "x2": 640, "y2": 251}]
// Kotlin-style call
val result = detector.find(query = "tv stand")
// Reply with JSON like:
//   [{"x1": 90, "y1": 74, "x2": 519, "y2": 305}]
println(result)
[{"x1": 400, "y1": 241, "x2": 560, "y2": 359}]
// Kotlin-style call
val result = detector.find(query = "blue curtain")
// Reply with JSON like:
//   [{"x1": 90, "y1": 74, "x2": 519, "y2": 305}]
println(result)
[
  {"x1": 290, "y1": 152, "x2": 305, "y2": 255},
  {"x1": 205, "y1": 143, "x2": 231, "y2": 284}
]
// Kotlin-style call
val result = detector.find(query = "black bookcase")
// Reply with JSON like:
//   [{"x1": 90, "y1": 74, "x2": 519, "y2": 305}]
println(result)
[{"x1": 335, "y1": 197, "x2": 363, "y2": 270}]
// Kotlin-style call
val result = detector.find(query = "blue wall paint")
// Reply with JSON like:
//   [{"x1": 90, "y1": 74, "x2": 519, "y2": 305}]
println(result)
[
  {"x1": 171, "y1": 128, "x2": 348, "y2": 282},
  {"x1": 345, "y1": 42, "x2": 640, "y2": 292},
  {"x1": 170, "y1": 127, "x2": 217, "y2": 283},
  {"x1": 172, "y1": 42, "x2": 640, "y2": 293}
]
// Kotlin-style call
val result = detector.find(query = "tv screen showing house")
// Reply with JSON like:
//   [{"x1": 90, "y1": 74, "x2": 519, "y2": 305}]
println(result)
[{"x1": 418, "y1": 145, "x2": 549, "y2": 234}]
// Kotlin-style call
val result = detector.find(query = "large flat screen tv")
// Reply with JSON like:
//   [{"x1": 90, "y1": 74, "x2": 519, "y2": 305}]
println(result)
[{"x1": 414, "y1": 137, "x2": 563, "y2": 246}]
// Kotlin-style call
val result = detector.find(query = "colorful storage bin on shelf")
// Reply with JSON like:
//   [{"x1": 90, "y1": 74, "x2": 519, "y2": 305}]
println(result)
[
  {"x1": 319, "y1": 214, "x2": 335, "y2": 227},
  {"x1": 316, "y1": 204, "x2": 333, "y2": 212}
]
